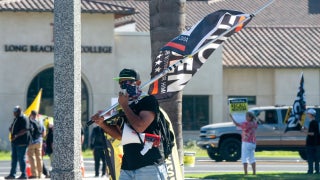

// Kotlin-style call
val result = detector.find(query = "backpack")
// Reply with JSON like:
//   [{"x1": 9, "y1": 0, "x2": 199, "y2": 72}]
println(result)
[
  {"x1": 29, "y1": 119, "x2": 42, "y2": 140},
  {"x1": 157, "y1": 108, "x2": 175, "y2": 159}
]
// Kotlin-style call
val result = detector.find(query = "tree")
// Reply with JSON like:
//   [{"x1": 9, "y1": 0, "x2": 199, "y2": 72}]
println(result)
[{"x1": 149, "y1": 0, "x2": 186, "y2": 164}]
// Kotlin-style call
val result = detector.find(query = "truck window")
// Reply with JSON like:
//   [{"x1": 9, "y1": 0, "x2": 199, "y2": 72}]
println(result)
[
  {"x1": 265, "y1": 110, "x2": 277, "y2": 124},
  {"x1": 256, "y1": 110, "x2": 277, "y2": 124}
]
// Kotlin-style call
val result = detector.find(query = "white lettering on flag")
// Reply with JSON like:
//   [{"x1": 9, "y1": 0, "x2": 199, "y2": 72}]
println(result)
[{"x1": 167, "y1": 74, "x2": 192, "y2": 92}]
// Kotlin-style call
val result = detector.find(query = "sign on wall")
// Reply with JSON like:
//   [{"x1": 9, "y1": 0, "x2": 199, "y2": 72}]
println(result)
[{"x1": 4, "y1": 44, "x2": 112, "y2": 53}]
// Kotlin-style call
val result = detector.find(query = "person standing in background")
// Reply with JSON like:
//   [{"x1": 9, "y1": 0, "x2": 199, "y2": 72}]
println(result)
[
  {"x1": 230, "y1": 111, "x2": 258, "y2": 175},
  {"x1": 27, "y1": 110, "x2": 46, "y2": 179},
  {"x1": 90, "y1": 126, "x2": 108, "y2": 177},
  {"x1": 304, "y1": 109, "x2": 320, "y2": 174},
  {"x1": 80, "y1": 127, "x2": 85, "y2": 177},
  {"x1": 5, "y1": 106, "x2": 30, "y2": 179},
  {"x1": 45, "y1": 124, "x2": 54, "y2": 163},
  {"x1": 41, "y1": 117, "x2": 51, "y2": 178}
]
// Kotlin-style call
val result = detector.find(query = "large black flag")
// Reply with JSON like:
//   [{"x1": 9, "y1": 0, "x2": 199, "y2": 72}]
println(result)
[
  {"x1": 148, "y1": 10, "x2": 252, "y2": 99},
  {"x1": 284, "y1": 73, "x2": 306, "y2": 132}
]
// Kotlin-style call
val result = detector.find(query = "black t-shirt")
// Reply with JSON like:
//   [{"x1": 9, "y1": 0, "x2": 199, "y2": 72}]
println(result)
[
  {"x1": 11, "y1": 115, "x2": 30, "y2": 145},
  {"x1": 121, "y1": 95, "x2": 163, "y2": 170},
  {"x1": 306, "y1": 120, "x2": 320, "y2": 146}
]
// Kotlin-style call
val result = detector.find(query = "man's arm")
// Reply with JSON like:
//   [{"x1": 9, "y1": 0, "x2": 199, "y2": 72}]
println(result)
[
  {"x1": 11, "y1": 129, "x2": 28, "y2": 141},
  {"x1": 118, "y1": 93, "x2": 155, "y2": 133},
  {"x1": 121, "y1": 104, "x2": 155, "y2": 133}
]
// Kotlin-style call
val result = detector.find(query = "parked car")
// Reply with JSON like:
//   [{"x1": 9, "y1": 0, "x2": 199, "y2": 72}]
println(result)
[{"x1": 196, "y1": 105, "x2": 320, "y2": 162}]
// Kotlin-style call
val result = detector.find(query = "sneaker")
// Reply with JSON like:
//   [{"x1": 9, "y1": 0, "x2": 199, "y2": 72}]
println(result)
[
  {"x1": 17, "y1": 175, "x2": 28, "y2": 179},
  {"x1": 4, "y1": 175, "x2": 15, "y2": 179}
]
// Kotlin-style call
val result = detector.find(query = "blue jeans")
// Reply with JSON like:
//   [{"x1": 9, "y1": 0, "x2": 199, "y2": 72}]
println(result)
[
  {"x1": 119, "y1": 163, "x2": 168, "y2": 180},
  {"x1": 9, "y1": 143, "x2": 28, "y2": 177}
]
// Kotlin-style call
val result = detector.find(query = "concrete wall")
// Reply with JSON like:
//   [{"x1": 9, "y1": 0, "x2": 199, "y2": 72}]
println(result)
[
  {"x1": 274, "y1": 69, "x2": 320, "y2": 105},
  {"x1": 0, "y1": 11, "x2": 116, "y2": 150},
  {"x1": 114, "y1": 32, "x2": 152, "y2": 85}
]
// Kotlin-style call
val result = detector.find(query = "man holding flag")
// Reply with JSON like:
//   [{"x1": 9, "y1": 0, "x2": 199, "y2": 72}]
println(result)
[
  {"x1": 91, "y1": 69, "x2": 168, "y2": 180},
  {"x1": 91, "y1": 10, "x2": 253, "y2": 179}
]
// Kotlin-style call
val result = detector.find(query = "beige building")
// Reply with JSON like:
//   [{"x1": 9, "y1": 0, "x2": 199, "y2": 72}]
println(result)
[{"x1": 0, "y1": 0, "x2": 319, "y2": 150}]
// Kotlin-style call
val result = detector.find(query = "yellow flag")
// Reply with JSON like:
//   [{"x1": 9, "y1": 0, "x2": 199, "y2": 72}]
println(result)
[
  {"x1": 160, "y1": 108, "x2": 183, "y2": 180},
  {"x1": 9, "y1": 88, "x2": 42, "y2": 141},
  {"x1": 24, "y1": 88, "x2": 42, "y2": 116}
]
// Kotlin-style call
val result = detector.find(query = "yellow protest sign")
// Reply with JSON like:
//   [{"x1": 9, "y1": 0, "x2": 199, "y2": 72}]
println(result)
[{"x1": 228, "y1": 98, "x2": 248, "y2": 123}]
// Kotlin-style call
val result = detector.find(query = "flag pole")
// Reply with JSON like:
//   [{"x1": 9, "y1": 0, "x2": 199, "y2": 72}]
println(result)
[
  {"x1": 252, "y1": 0, "x2": 275, "y2": 16},
  {"x1": 87, "y1": 0, "x2": 275, "y2": 126}
]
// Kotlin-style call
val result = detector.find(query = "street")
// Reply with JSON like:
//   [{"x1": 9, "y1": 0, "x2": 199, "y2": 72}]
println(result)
[
  {"x1": 191, "y1": 157, "x2": 307, "y2": 173},
  {"x1": 0, "y1": 157, "x2": 308, "y2": 179}
]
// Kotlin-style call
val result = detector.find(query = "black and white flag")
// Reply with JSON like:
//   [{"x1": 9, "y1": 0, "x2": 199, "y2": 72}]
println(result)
[{"x1": 148, "y1": 10, "x2": 252, "y2": 99}]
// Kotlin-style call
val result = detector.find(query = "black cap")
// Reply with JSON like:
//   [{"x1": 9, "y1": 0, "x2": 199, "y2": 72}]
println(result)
[
  {"x1": 13, "y1": 106, "x2": 21, "y2": 113},
  {"x1": 113, "y1": 68, "x2": 140, "y2": 81}
]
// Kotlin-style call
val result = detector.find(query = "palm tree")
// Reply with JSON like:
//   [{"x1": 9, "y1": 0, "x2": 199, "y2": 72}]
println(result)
[{"x1": 149, "y1": 0, "x2": 186, "y2": 164}]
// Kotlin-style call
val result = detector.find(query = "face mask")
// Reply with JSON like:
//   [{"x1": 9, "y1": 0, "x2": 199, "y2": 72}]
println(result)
[{"x1": 120, "y1": 80, "x2": 138, "y2": 97}]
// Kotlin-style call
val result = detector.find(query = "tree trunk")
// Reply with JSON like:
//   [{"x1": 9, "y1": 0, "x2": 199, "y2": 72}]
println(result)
[{"x1": 149, "y1": 0, "x2": 186, "y2": 164}]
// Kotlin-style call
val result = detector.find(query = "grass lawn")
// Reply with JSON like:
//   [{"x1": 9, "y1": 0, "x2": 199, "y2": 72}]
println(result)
[
  {"x1": 0, "y1": 150, "x2": 11, "y2": 161},
  {"x1": 185, "y1": 172, "x2": 319, "y2": 180},
  {"x1": 183, "y1": 146, "x2": 300, "y2": 158},
  {"x1": 0, "y1": 148, "x2": 300, "y2": 161}
]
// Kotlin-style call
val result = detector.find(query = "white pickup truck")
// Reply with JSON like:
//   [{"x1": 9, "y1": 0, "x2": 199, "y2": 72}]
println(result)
[{"x1": 196, "y1": 105, "x2": 320, "y2": 162}]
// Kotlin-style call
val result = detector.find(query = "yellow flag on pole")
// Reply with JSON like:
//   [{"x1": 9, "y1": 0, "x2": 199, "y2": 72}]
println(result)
[
  {"x1": 9, "y1": 88, "x2": 42, "y2": 141},
  {"x1": 24, "y1": 88, "x2": 42, "y2": 116}
]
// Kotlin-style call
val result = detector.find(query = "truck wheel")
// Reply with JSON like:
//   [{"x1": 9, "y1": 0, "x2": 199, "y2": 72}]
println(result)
[
  {"x1": 220, "y1": 138, "x2": 241, "y2": 162},
  {"x1": 207, "y1": 147, "x2": 223, "y2": 162},
  {"x1": 299, "y1": 150, "x2": 307, "y2": 160}
]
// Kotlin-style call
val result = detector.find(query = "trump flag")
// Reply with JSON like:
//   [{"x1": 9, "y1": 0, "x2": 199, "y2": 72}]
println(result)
[
  {"x1": 148, "y1": 10, "x2": 252, "y2": 99},
  {"x1": 284, "y1": 73, "x2": 306, "y2": 132}
]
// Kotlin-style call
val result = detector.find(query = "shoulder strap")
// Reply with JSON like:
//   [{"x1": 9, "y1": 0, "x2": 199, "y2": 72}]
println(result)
[
  {"x1": 126, "y1": 94, "x2": 157, "y2": 145},
  {"x1": 131, "y1": 124, "x2": 144, "y2": 144}
]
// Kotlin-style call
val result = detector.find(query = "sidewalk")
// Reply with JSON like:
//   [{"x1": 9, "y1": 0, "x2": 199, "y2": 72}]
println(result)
[{"x1": 0, "y1": 174, "x2": 109, "y2": 180}]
